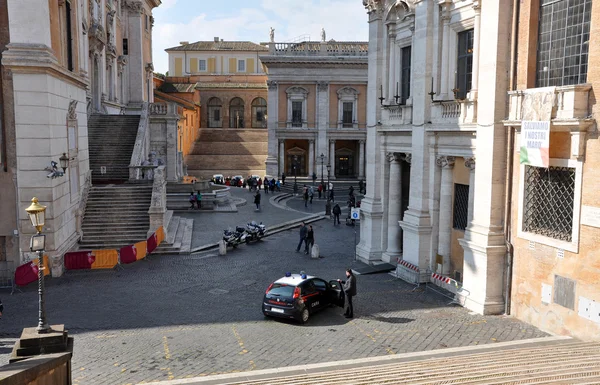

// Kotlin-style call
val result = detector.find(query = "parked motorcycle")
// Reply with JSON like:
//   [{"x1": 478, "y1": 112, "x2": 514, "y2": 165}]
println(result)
[
  {"x1": 223, "y1": 226, "x2": 247, "y2": 248},
  {"x1": 245, "y1": 221, "x2": 267, "y2": 242}
]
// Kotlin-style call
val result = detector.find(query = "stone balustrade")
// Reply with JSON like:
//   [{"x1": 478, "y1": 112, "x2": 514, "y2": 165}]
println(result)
[
  {"x1": 431, "y1": 99, "x2": 477, "y2": 126},
  {"x1": 381, "y1": 104, "x2": 412, "y2": 126},
  {"x1": 149, "y1": 102, "x2": 168, "y2": 115},
  {"x1": 507, "y1": 85, "x2": 592, "y2": 122},
  {"x1": 269, "y1": 42, "x2": 368, "y2": 56}
]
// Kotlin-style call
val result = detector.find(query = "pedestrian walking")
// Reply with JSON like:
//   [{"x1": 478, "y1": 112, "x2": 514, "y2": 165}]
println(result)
[
  {"x1": 318, "y1": 183, "x2": 323, "y2": 199},
  {"x1": 270, "y1": 178, "x2": 276, "y2": 192},
  {"x1": 281, "y1": 173, "x2": 286, "y2": 186},
  {"x1": 195, "y1": 191, "x2": 202, "y2": 209},
  {"x1": 264, "y1": 180, "x2": 269, "y2": 194},
  {"x1": 254, "y1": 191, "x2": 261, "y2": 211},
  {"x1": 188, "y1": 192, "x2": 196, "y2": 210},
  {"x1": 276, "y1": 179, "x2": 281, "y2": 191},
  {"x1": 338, "y1": 268, "x2": 357, "y2": 318},
  {"x1": 304, "y1": 225, "x2": 314, "y2": 254},
  {"x1": 333, "y1": 203, "x2": 341, "y2": 225},
  {"x1": 312, "y1": 172, "x2": 317, "y2": 185},
  {"x1": 358, "y1": 179, "x2": 364, "y2": 194},
  {"x1": 258, "y1": 178, "x2": 263, "y2": 189},
  {"x1": 303, "y1": 186, "x2": 309, "y2": 208},
  {"x1": 349, "y1": 185, "x2": 354, "y2": 196},
  {"x1": 308, "y1": 186, "x2": 314, "y2": 204},
  {"x1": 329, "y1": 188, "x2": 335, "y2": 202},
  {"x1": 295, "y1": 222, "x2": 308, "y2": 252}
]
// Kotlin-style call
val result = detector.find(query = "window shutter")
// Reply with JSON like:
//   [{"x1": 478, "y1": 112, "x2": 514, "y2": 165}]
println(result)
[
  {"x1": 229, "y1": 58, "x2": 237, "y2": 73},
  {"x1": 174, "y1": 57, "x2": 183, "y2": 76},
  {"x1": 207, "y1": 58, "x2": 216, "y2": 73},
  {"x1": 246, "y1": 58, "x2": 255, "y2": 73},
  {"x1": 190, "y1": 58, "x2": 198, "y2": 73}
]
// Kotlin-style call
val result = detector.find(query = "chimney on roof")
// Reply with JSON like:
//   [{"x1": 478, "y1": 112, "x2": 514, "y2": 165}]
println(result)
[
  {"x1": 180, "y1": 41, "x2": 189, "y2": 45},
  {"x1": 214, "y1": 37, "x2": 219, "y2": 42}
]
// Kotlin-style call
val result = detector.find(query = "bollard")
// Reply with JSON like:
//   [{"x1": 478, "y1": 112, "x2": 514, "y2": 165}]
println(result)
[{"x1": 218, "y1": 240, "x2": 227, "y2": 256}]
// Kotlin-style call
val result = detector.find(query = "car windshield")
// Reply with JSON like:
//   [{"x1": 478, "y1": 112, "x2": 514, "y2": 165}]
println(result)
[{"x1": 267, "y1": 283, "x2": 295, "y2": 298}]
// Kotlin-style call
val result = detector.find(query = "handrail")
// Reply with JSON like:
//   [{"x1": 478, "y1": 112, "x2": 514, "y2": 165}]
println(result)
[{"x1": 128, "y1": 102, "x2": 150, "y2": 180}]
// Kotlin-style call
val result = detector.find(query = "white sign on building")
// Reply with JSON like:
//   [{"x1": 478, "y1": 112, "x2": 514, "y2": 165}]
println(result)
[{"x1": 520, "y1": 121, "x2": 550, "y2": 168}]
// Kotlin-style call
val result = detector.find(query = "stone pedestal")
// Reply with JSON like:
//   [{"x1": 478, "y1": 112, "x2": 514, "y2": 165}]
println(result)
[{"x1": 10, "y1": 325, "x2": 73, "y2": 364}]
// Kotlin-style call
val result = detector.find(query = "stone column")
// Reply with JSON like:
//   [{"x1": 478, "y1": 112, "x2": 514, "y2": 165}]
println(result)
[
  {"x1": 459, "y1": 0, "x2": 512, "y2": 315},
  {"x1": 356, "y1": 1, "x2": 385, "y2": 263},
  {"x1": 266, "y1": 80, "x2": 279, "y2": 176},
  {"x1": 470, "y1": 1, "x2": 481, "y2": 99},
  {"x1": 439, "y1": 3, "x2": 451, "y2": 99},
  {"x1": 388, "y1": 32, "x2": 397, "y2": 101},
  {"x1": 465, "y1": 157, "x2": 476, "y2": 223},
  {"x1": 317, "y1": 82, "x2": 329, "y2": 181},
  {"x1": 278, "y1": 140, "x2": 285, "y2": 177},
  {"x1": 436, "y1": 155, "x2": 456, "y2": 274},
  {"x1": 358, "y1": 140, "x2": 366, "y2": 179},
  {"x1": 125, "y1": 1, "x2": 144, "y2": 104},
  {"x1": 382, "y1": 153, "x2": 403, "y2": 263},
  {"x1": 308, "y1": 140, "x2": 315, "y2": 177},
  {"x1": 399, "y1": 0, "x2": 434, "y2": 274},
  {"x1": 329, "y1": 140, "x2": 336, "y2": 180}
]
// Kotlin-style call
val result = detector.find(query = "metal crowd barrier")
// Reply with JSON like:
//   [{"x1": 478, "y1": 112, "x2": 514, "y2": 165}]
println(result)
[
  {"x1": 392, "y1": 258, "x2": 424, "y2": 292},
  {"x1": 425, "y1": 271, "x2": 470, "y2": 306}
]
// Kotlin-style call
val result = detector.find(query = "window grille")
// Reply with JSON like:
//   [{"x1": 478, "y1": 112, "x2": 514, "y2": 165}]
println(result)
[
  {"x1": 342, "y1": 102, "x2": 353, "y2": 127},
  {"x1": 523, "y1": 165, "x2": 575, "y2": 242},
  {"x1": 536, "y1": 0, "x2": 591, "y2": 87},
  {"x1": 292, "y1": 101, "x2": 303, "y2": 127},
  {"x1": 401, "y1": 46, "x2": 411, "y2": 104},
  {"x1": 199, "y1": 60, "x2": 206, "y2": 71},
  {"x1": 453, "y1": 184, "x2": 469, "y2": 231},
  {"x1": 456, "y1": 30, "x2": 473, "y2": 100}
]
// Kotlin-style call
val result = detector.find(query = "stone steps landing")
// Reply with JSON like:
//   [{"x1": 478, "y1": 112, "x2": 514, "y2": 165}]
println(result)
[{"x1": 155, "y1": 216, "x2": 193, "y2": 254}]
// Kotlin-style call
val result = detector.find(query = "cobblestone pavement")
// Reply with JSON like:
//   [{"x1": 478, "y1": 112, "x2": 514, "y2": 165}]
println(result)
[
  {"x1": 0, "y1": 219, "x2": 547, "y2": 385},
  {"x1": 178, "y1": 187, "x2": 310, "y2": 249}
]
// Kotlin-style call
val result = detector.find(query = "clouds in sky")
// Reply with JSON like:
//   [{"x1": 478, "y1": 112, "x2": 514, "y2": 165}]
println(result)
[{"x1": 151, "y1": 0, "x2": 369, "y2": 73}]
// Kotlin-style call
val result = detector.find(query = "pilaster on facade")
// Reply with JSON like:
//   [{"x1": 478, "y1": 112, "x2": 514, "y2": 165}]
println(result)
[
  {"x1": 435, "y1": 155, "x2": 456, "y2": 274},
  {"x1": 266, "y1": 80, "x2": 279, "y2": 177},
  {"x1": 382, "y1": 152, "x2": 404, "y2": 263}
]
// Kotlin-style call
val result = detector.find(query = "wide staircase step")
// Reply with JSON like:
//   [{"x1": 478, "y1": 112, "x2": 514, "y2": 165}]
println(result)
[
  {"x1": 88, "y1": 114, "x2": 140, "y2": 184},
  {"x1": 155, "y1": 217, "x2": 193, "y2": 254},
  {"x1": 79, "y1": 185, "x2": 152, "y2": 250},
  {"x1": 185, "y1": 129, "x2": 268, "y2": 181},
  {"x1": 184, "y1": 338, "x2": 600, "y2": 385}
]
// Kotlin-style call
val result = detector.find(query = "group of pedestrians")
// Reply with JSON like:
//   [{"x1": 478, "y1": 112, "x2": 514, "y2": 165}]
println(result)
[
  {"x1": 302, "y1": 185, "x2": 315, "y2": 207},
  {"x1": 188, "y1": 191, "x2": 203, "y2": 210},
  {"x1": 295, "y1": 222, "x2": 315, "y2": 255}
]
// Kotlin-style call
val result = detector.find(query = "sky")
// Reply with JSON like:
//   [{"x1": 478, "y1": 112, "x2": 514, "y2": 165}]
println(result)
[{"x1": 152, "y1": 0, "x2": 369, "y2": 74}]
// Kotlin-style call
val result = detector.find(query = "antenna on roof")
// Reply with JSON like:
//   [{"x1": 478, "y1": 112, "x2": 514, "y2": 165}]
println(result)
[{"x1": 286, "y1": 34, "x2": 311, "y2": 43}]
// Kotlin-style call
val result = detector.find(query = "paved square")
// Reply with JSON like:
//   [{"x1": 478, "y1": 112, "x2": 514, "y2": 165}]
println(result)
[{"x1": 0, "y1": 213, "x2": 547, "y2": 385}]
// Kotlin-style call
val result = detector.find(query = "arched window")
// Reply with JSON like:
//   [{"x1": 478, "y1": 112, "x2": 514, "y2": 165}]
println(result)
[
  {"x1": 207, "y1": 97, "x2": 222, "y2": 128},
  {"x1": 229, "y1": 97, "x2": 245, "y2": 128},
  {"x1": 251, "y1": 97, "x2": 267, "y2": 128}
]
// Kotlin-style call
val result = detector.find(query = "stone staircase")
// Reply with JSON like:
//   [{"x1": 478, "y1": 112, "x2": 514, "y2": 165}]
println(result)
[
  {"x1": 79, "y1": 184, "x2": 152, "y2": 250},
  {"x1": 185, "y1": 129, "x2": 268, "y2": 179},
  {"x1": 88, "y1": 114, "x2": 140, "y2": 184},
  {"x1": 155, "y1": 216, "x2": 193, "y2": 254},
  {"x1": 179, "y1": 338, "x2": 600, "y2": 385}
]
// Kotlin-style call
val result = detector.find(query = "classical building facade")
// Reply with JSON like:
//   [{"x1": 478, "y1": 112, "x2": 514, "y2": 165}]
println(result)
[
  {"x1": 164, "y1": 40, "x2": 269, "y2": 178},
  {"x1": 0, "y1": 0, "x2": 159, "y2": 275},
  {"x1": 361, "y1": 0, "x2": 600, "y2": 339},
  {"x1": 504, "y1": 0, "x2": 599, "y2": 340},
  {"x1": 261, "y1": 39, "x2": 368, "y2": 180},
  {"x1": 359, "y1": 0, "x2": 511, "y2": 315}
]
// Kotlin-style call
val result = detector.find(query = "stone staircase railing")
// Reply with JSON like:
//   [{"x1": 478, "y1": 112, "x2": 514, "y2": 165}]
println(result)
[
  {"x1": 75, "y1": 170, "x2": 92, "y2": 241},
  {"x1": 148, "y1": 165, "x2": 171, "y2": 236},
  {"x1": 128, "y1": 102, "x2": 150, "y2": 180}
]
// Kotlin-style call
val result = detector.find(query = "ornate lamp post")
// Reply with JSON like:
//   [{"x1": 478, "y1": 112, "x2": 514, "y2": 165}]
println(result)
[
  {"x1": 319, "y1": 153, "x2": 325, "y2": 190},
  {"x1": 293, "y1": 155, "x2": 298, "y2": 195},
  {"x1": 25, "y1": 197, "x2": 50, "y2": 333},
  {"x1": 325, "y1": 164, "x2": 332, "y2": 215}
]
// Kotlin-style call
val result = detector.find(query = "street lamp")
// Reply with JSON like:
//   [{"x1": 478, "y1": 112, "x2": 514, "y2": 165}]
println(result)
[
  {"x1": 319, "y1": 153, "x2": 325, "y2": 191},
  {"x1": 25, "y1": 197, "x2": 50, "y2": 334},
  {"x1": 293, "y1": 155, "x2": 298, "y2": 195},
  {"x1": 325, "y1": 164, "x2": 332, "y2": 215}
]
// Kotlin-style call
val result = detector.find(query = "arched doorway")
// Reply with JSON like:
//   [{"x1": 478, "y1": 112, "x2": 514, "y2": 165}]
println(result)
[
  {"x1": 335, "y1": 147, "x2": 355, "y2": 177},
  {"x1": 286, "y1": 146, "x2": 306, "y2": 177},
  {"x1": 229, "y1": 97, "x2": 245, "y2": 128},
  {"x1": 207, "y1": 97, "x2": 223, "y2": 128}
]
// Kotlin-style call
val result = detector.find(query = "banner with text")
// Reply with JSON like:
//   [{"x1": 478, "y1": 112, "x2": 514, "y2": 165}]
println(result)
[{"x1": 520, "y1": 121, "x2": 550, "y2": 167}]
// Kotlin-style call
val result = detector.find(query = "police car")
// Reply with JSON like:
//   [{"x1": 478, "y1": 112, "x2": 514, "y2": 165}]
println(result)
[{"x1": 262, "y1": 272, "x2": 345, "y2": 323}]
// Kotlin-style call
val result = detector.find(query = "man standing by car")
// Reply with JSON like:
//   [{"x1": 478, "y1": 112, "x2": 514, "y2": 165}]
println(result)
[
  {"x1": 338, "y1": 269, "x2": 357, "y2": 318},
  {"x1": 296, "y1": 222, "x2": 307, "y2": 252}
]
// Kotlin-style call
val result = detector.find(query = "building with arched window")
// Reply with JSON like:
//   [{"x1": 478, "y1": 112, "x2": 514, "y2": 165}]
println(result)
[{"x1": 261, "y1": 39, "x2": 368, "y2": 181}]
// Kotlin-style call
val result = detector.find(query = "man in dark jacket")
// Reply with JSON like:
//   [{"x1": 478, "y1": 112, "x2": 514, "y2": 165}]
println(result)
[
  {"x1": 254, "y1": 191, "x2": 261, "y2": 211},
  {"x1": 295, "y1": 222, "x2": 307, "y2": 252},
  {"x1": 332, "y1": 203, "x2": 341, "y2": 225},
  {"x1": 338, "y1": 268, "x2": 357, "y2": 318}
]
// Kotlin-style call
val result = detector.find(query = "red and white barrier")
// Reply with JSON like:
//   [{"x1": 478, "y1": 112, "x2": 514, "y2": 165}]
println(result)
[{"x1": 397, "y1": 258, "x2": 420, "y2": 272}]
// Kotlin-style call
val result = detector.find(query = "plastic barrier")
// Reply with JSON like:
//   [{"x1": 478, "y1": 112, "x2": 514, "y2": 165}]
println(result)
[
  {"x1": 147, "y1": 233, "x2": 158, "y2": 254},
  {"x1": 119, "y1": 245, "x2": 137, "y2": 264},
  {"x1": 91, "y1": 250, "x2": 118, "y2": 269},
  {"x1": 64, "y1": 251, "x2": 95, "y2": 270},
  {"x1": 134, "y1": 241, "x2": 147, "y2": 261},
  {"x1": 14, "y1": 255, "x2": 50, "y2": 287},
  {"x1": 156, "y1": 226, "x2": 165, "y2": 245}
]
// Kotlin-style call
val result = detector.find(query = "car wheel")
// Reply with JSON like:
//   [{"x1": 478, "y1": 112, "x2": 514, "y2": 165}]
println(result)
[{"x1": 300, "y1": 308, "x2": 310, "y2": 324}]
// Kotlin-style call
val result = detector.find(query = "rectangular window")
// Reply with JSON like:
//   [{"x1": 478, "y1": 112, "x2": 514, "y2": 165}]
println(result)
[
  {"x1": 123, "y1": 38, "x2": 128, "y2": 55},
  {"x1": 523, "y1": 165, "x2": 575, "y2": 242},
  {"x1": 237, "y1": 59, "x2": 246, "y2": 72},
  {"x1": 536, "y1": 0, "x2": 591, "y2": 87},
  {"x1": 456, "y1": 29, "x2": 474, "y2": 100},
  {"x1": 401, "y1": 46, "x2": 411, "y2": 104},
  {"x1": 453, "y1": 183, "x2": 469, "y2": 231},
  {"x1": 199, "y1": 59, "x2": 207, "y2": 71},
  {"x1": 65, "y1": 0, "x2": 74, "y2": 71},
  {"x1": 342, "y1": 102, "x2": 353, "y2": 127},
  {"x1": 292, "y1": 101, "x2": 303, "y2": 127}
]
